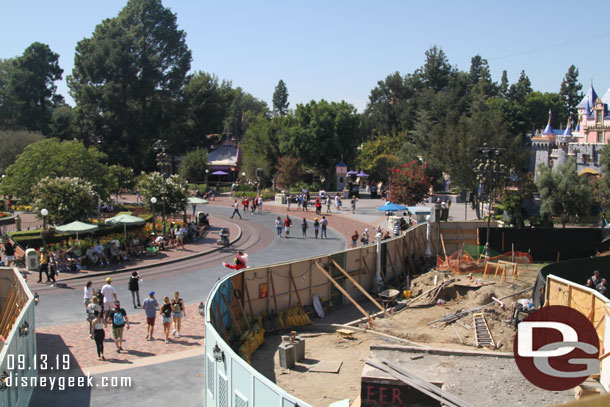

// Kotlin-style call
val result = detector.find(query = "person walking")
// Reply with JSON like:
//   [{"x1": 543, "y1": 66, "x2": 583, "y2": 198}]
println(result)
[
  {"x1": 351, "y1": 196, "x2": 357, "y2": 214},
  {"x1": 284, "y1": 215, "x2": 292, "y2": 238},
  {"x1": 230, "y1": 199, "x2": 242, "y2": 219},
  {"x1": 314, "y1": 197, "x2": 321, "y2": 215},
  {"x1": 86, "y1": 296, "x2": 102, "y2": 338},
  {"x1": 37, "y1": 247, "x2": 52, "y2": 284},
  {"x1": 258, "y1": 194, "x2": 263, "y2": 213},
  {"x1": 128, "y1": 271, "x2": 142, "y2": 308},
  {"x1": 101, "y1": 277, "x2": 118, "y2": 319},
  {"x1": 326, "y1": 195, "x2": 332, "y2": 213},
  {"x1": 302, "y1": 197, "x2": 308, "y2": 212},
  {"x1": 361, "y1": 228, "x2": 370, "y2": 245},
  {"x1": 84, "y1": 281, "x2": 94, "y2": 310},
  {"x1": 160, "y1": 296, "x2": 173, "y2": 344},
  {"x1": 107, "y1": 301, "x2": 129, "y2": 353},
  {"x1": 335, "y1": 195, "x2": 341, "y2": 211},
  {"x1": 91, "y1": 311, "x2": 107, "y2": 361},
  {"x1": 275, "y1": 216, "x2": 283, "y2": 237},
  {"x1": 171, "y1": 291, "x2": 186, "y2": 337},
  {"x1": 351, "y1": 230, "x2": 359, "y2": 247},
  {"x1": 142, "y1": 291, "x2": 159, "y2": 341},
  {"x1": 301, "y1": 217, "x2": 308, "y2": 238},
  {"x1": 321, "y1": 216, "x2": 328, "y2": 238},
  {"x1": 313, "y1": 218, "x2": 320, "y2": 239}
]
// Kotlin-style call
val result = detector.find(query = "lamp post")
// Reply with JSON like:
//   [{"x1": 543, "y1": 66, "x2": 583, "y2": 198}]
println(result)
[
  {"x1": 40, "y1": 208, "x2": 48, "y2": 230},
  {"x1": 150, "y1": 197, "x2": 157, "y2": 234},
  {"x1": 205, "y1": 169, "x2": 209, "y2": 186},
  {"x1": 474, "y1": 144, "x2": 507, "y2": 258}
]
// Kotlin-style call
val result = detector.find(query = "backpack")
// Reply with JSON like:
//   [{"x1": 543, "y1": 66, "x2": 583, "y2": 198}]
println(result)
[
  {"x1": 113, "y1": 310, "x2": 125, "y2": 325},
  {"x1": 163, "y1": 304, "x2": 172, "y2": 318},
  {"x1": 172, "y1": 300, "x2": 182, "y2": 313}
]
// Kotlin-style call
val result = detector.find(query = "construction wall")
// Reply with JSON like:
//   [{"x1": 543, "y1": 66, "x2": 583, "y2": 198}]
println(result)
[
  {"x1": 204, "y1": 223, "x2": 433, "y2": 407},
  {"x1": 545, "y1": 274, "x2": 610, "y2": 392},
  {"x1": 439, "y1": 221, "x2": 492, "y2": 255}
]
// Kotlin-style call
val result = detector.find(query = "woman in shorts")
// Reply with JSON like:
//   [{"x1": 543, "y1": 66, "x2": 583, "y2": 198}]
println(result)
[
  {"x1": 160, "y1": 296, "x2": 173, "y2": 344},
  {"x1": 171, "y1": 291, "x2": 186, "y2": 337}
]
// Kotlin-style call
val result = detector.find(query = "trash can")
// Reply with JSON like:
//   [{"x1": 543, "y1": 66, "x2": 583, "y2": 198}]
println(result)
[
  {"x1": 25, "y1": 248, "x2": 39, "y2": 271},
  {"x1": 217, "y1": 228, "x2": 230, "y2": 246}
]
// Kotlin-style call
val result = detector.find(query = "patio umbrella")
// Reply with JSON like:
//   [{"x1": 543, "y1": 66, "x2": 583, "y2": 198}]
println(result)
[
  {"x1": 212, "y1": 170, "x2": 228, "y2": 175},
  {"x1": 55, "y1": 220, "x2": 98, "y2": 240},
  {"x1": 346, "y1": 170, "x2": 358, "y2": 175},
  {"x1": 187, "y1": 196, "x2": 209, "y2": 219},
  {"x1": 104, "y1": 214, "x2": 146, "y2": 238},
  {"x1": 356, "y1": 171, "x2": 368, "y2": 177},
  {"x1": 377, "y1": 202, "x2": 408, "y2": 212}
]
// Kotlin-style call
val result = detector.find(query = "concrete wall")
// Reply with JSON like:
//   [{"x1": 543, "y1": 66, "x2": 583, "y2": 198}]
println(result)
[
  {"x1": 205, "y1": 224, "x2": 432, "y2": 407},
  {"x1": 0, "y1": 268, "x2": 36, "y2": 407}
]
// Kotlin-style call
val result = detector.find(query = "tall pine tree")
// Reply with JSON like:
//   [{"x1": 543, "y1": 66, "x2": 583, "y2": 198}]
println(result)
[
  {"x1": 272, "y1": 79, "x2": 289, "y2": 116},
  {"x1": 559, "y1": 65, "x2": 583, "y2": 120}
]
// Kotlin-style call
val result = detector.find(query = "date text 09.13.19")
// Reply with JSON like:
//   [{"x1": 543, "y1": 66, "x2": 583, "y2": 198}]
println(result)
[{"x1": 6, "y1": 354, "x2": 70, "y2": 371}]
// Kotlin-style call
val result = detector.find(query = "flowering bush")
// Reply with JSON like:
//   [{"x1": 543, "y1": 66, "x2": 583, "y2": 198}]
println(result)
[{"x1": 388, "y1": 161, "x2": 431, "y2": 205}]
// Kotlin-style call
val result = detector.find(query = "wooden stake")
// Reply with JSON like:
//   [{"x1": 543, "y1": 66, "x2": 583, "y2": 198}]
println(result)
[
  {"x1": 314, "y1": 261, "x2": 370, "y2": 320},
  {"x1": 243, "y1": 281, "x2": 254, "y2": 320},
  {"x1": 221, "y1": 293, "x2": 242, "y2": 335},
  {"x1": 440, "y1": 233, "x2": 448, "y2": 265},
  {"x1": 332, "y1": 258, "x2": 390, "y2": 317},
  {"x1": 269, "y1": 271, "x2": 279, "y2": 313}
]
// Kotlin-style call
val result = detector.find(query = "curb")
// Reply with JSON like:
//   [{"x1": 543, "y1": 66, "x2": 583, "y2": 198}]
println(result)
[
  {"x1": 32, "y1": 224, "x2": 243, "y2": 284},
  {"x1": 370, "y1": 344, "x2": 514, "y2": 358}
]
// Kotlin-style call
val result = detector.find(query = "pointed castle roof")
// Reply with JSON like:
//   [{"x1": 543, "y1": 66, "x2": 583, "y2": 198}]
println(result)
[
  {"x1": 577, "y1": 83, "x2": 598, "y2": 109},
  {"x1": 563, "y1": 118, "x2": 572, "y2": 136},
  {"x1": 542, "y1": 109, "x2": 554, "y2": 135}
]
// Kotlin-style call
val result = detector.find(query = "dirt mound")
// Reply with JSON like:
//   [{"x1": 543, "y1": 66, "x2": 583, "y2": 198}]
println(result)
[{"x1": 464, "y1": 286, "x2": 498, "y2": 307}]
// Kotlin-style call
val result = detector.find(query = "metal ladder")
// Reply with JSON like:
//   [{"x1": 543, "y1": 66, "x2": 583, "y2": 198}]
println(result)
[{"x1": 473, "y1": 312, "x2": 495, "y2": 348}]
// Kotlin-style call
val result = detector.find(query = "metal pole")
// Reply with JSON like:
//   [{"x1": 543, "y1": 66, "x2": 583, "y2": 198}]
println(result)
[{"x1": 152, "y1": 205, "x2": 156, "y2": 235}]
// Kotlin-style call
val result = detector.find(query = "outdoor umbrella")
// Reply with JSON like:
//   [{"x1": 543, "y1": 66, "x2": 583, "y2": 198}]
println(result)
[
  {"x1": 346, "y1": 170, "x2": 358, "y2": 175},
  {"x1": 212, "y1": 170, "x2": 228, "y2": 175},
  {"x1": 55, "y1": 220, "x2": 98, "y2": 240},
  {"x1": 187, "y1": 196, "x2": 209, "y2": 220},
  {"x1": 377, "y1": 202, "x2": 408, "y2": 212},
  {"x1": 104, "y1": 214, "x2": 146, "y2": 238},
  {"x1": 356, "y1": 171, "x2": 368, "y2": 177}
]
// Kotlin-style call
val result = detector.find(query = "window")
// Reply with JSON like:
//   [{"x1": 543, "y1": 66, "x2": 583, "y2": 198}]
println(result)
[{"x1": 599, "y1": 132, "x2": 604, "y2": 143}]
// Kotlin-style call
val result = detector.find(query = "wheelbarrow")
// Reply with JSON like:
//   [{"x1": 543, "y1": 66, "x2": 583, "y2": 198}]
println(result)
[{"x1": 378, "y1": 289, "x2": 400, "y2": 308}]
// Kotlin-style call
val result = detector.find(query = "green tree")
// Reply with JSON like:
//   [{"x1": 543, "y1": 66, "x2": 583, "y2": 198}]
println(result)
[
  {"x1": 499, "y1": 70, "x2": 509, "y2": 98},
  {"x1": 598, "y1": 144, "x2": 610, "y2": 210},
  {"x1": 182, "y1": 71, "x2": 233, "y2": 149},
  {"x1": 536, "y1": 158, "x2": 594, "y2": 228},
  {"x1": 68, "y1": 0, "x2": 192, "y2": 172},
  {"x1": 524, "y1": 92, "x2": 568, "y2": 131},
  {"x1": 275, "y1": 156, "x2": 301, "y2": 190},
  {"x1": 418, "y1": 46, "x2": 454, "y2": 92},
  {"x1": 388, "y1": 161, "x2": 431, "y2": 205},
  {"x1": 49, "y1": 104, "x2": 76, "y2": 140},
  {"x1": 279, "y1": 100, "x2": 362, "y2": 189},
  {"x1": 178, "y1": 148, "x2": 208, "y2": 182},
  {"x1": 368, "y1": 154, "x2": 401, "y2": 183},
  {"x1": 0, "y1": 43, "x2": 63, "y2": 133},
  {"x1": 0, "y1": 138, "x2": 111, "y2": 201},
  {"x1": 137, "y1": 172, "x2": 189, "y2": 222},
  {"x1": 107, "y1": 164, "x2": 136, "y2": 197},
  {"x1": 355, "y1": 133, "x2": 406, "y2": 176},
  {"x1": 272, "y1": 79, "x2": 289, "y2": 116},
  {"x1": 0, "y1": 130, "x2": 44, "y2": 174},
  {"x1": 240, "y1": 114, "x2": 283, "y2": 185},
  {"x1": 32, "y1": 177, "x2": 97, "y2": 225},
  {"x1": 559, "y1": 65, "x2": 583, "y2": 120},
  {"x1": 223, "y1": 87, "x2": 269, "y2": 140}
]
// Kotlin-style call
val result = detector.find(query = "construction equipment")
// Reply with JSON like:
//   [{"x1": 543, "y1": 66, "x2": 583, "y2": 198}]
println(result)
[{"x1": 473, "y1": 313, "x2": 495, "y2": 348}]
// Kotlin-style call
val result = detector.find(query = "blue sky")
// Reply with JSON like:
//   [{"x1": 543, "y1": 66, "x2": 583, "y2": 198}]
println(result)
[{"x1": 2, "y1": 0, "x2": 610, "y2": 112}]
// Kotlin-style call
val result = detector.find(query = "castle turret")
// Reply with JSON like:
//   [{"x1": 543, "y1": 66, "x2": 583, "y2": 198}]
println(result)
[{"x1": 556, "y1": 117, "x2": 572, "y2": 168}]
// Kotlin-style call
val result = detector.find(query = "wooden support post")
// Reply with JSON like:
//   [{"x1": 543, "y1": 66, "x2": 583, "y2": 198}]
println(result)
[
  {"x1": 331, "y1": 258, "x2": 390, "y2": 317},
  {"x1": 567, "y1": 285, "x2": 572, "y2": 308},
  {"x1": 386, "y1": 248, "x2": 396, "y2": 279},
  {"x1": 214, "y1": 300, "x2": 229, "y2": 340},
  {"x1": 221, "y1": 293, "x2": 242, "y2": 335},
  {"x1": 589, "y1": 293, "x2": 595, "y2": 323},
  {"x1": 314, "y1": 261, "x2": 370, "y2": 320},
  {"x1": 269, "y1": 271, "x2": 279, "y2": 313},
  {"x1": 289, "y1": 270, "x2": 304, "y2": 313},
  {"x1": 440, "y1": 233, "x2": 448, "y2": 265},
  {"x1": 243, "y1": 281, "x2": 254, "y2": 321}
]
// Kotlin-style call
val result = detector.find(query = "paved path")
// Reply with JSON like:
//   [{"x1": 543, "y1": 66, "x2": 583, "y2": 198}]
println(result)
[{"x1": 28, "y1": 192, "x2": 468, "y2": 406}]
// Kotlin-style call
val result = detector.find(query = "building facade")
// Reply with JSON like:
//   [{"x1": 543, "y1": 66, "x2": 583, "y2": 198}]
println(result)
[{"x1": 531, "y1": 84, "x2": 610, "y2": 180}]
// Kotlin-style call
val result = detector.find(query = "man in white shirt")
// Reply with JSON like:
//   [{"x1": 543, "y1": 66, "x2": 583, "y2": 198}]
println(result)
[
  {"x1": 101, "y1": 277, "x2": 118, "y2": 319},
  {"x1": 94, "y1": 241, "x2": 110, "y2": 266}
]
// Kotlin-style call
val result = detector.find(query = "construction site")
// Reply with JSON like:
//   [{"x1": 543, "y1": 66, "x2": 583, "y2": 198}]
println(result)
[{"x1": 206, "y1": 222, "x2": 610, "y2": 407}]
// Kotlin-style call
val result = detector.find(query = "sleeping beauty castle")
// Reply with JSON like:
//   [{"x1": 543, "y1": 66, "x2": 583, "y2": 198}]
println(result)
[{"x1": 530, "y1": 84, "x2": 610, "y2": 181}]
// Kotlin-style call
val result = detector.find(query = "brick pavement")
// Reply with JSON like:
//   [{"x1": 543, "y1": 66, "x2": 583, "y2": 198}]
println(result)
[{"x1": 37, "y1": 303, "x2": 204, "y2": 373}]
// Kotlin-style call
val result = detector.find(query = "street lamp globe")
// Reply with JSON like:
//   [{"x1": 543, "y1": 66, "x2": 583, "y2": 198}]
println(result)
[
  {"x1": 150, "y1": 197, "x2": 157, "y2": 204},
  {"x1": 40, "y1": 208, "x2": 48, "y2": 217}
]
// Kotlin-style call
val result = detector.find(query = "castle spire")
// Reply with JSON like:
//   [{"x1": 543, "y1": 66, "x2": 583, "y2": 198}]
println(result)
[
  {"x1": 542, "y1": 108, "x2": 554, "y2": 135},
  {"x1": 563, "y1": 117, "x2": 572, "y2": 136}
]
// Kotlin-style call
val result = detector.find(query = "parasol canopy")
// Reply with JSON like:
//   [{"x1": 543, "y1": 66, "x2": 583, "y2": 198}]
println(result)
[
  {"x1": 377, "y1": 202, "x2": 408, "y2": 212},
  {"x1": 105, "y1": 214, "x2": 146, "y2": 238},
  {"x1": 55, "y1": 220, "x2": 98, "y2": 240},
  {"x1": 212, "y1": 170, "x2": 228, "y2": 175}
]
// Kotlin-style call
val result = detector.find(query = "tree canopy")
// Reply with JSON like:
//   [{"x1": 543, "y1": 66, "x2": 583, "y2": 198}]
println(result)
[{"x1": 273, "y1": 79, "x2": 289, "y2": 117}]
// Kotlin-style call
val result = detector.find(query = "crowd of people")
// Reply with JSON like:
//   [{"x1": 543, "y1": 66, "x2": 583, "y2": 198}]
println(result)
[
  {"x1": 587, "y1": 270, "x2": 608, "y2": 297},
  {"x1": 85, "y1": 277, "x2": 187, "y2": 361}
]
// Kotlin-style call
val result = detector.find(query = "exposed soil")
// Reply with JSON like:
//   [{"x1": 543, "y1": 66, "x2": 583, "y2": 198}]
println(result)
[{"x1": 251, "y1": 265, "x2": 573, "y2": 407}]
